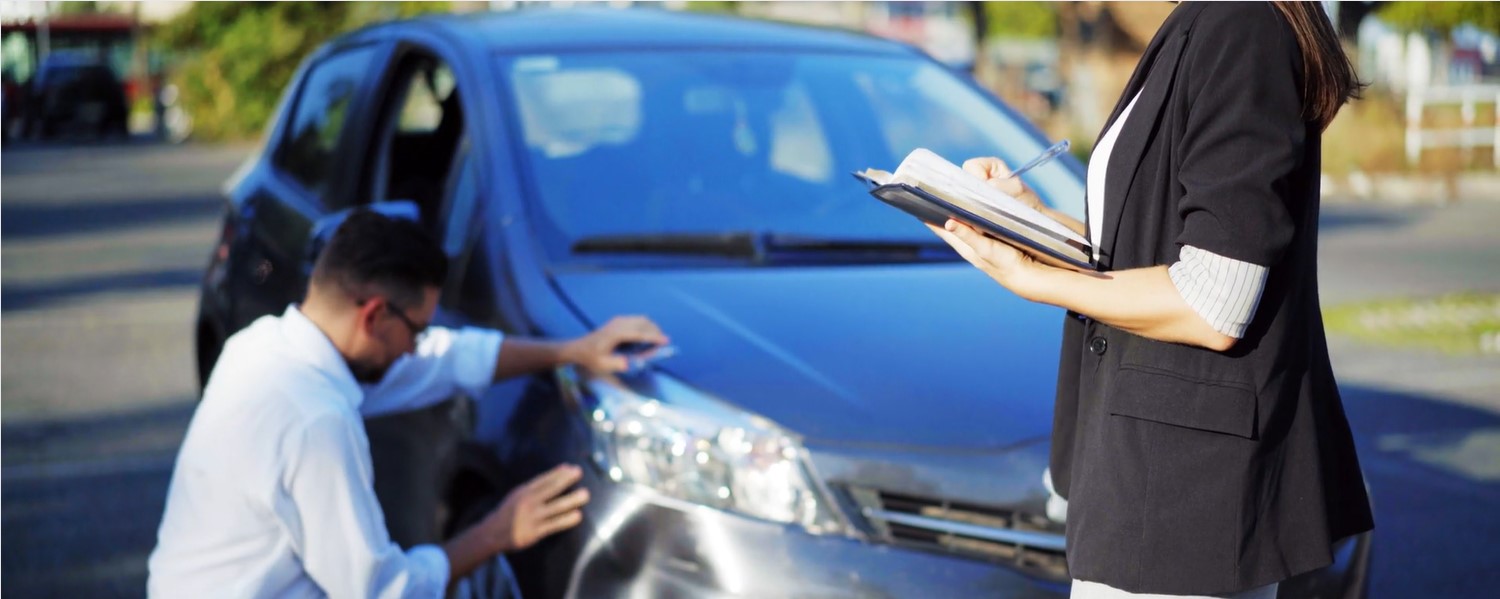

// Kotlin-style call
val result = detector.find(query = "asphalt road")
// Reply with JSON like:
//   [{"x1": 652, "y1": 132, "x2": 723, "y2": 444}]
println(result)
[{"x1": 2, "y1": 140, "x2": 1497, "y2": 597}]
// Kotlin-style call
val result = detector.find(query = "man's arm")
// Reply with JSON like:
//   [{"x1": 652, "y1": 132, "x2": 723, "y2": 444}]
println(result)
[
  {"x1": 493, "y1": 315, "x2": 668, "y2": 382},
  {"x1": 288, "y1": 413, "x2": 450, "y2": 598},
  {"x1": 442, "y1": 464, "x2": 590, "y2": 583},
  {"x1": 290, "y1": 412, "x2": 590, "y2": 596}
]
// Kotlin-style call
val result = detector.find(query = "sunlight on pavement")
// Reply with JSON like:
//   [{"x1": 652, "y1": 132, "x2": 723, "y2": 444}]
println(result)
[{"x1": 1378, "y1": 428, "x2": 1500, "y2": 482}]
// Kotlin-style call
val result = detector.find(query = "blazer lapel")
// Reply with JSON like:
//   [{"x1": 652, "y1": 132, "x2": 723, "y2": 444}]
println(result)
[{"x1": 1097, "y1": 29, "x2": 1188, "y2": 270}]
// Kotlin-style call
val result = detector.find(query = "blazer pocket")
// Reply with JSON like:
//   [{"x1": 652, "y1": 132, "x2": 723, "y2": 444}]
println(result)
[{"x1": 1108, "y1": 364, "x2": 1257, "y2": 439}]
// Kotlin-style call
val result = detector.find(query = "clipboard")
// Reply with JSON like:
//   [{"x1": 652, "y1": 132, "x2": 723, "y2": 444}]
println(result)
[{"x1": 853, "y1": 171, "x2": 1096, "y2": 272}]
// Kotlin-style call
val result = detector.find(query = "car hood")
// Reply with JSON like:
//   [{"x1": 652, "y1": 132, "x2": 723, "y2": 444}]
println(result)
[{"x1": 551, "y1": 264, "x2": 1063, "y2": 449}]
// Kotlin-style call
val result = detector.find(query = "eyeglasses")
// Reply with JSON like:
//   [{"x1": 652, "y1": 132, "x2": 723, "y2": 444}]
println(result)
[
  {"x1": 390, "y1": 303, "x2": 432, "y2": 340},
  {"x1": 384, "y1": 301, "x2": 429, "y2": 342},
  {"x1": 354, "y1": 296, "x2": 430, "y2": 343}
]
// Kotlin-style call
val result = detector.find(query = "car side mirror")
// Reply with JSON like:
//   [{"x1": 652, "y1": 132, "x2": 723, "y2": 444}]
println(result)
[{"x1": 304, "y1": 200, "x2": 422, "y2": 275}]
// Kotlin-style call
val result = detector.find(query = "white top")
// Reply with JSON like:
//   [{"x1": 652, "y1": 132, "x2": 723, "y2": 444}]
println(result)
[
  {"x1": 148, "y1": 306, "x2": 504, "y2": 599},
  {"x1": 1087, "y1": 92, "x2": 1141, "y2": 262},
  {"x1": 1087, "y1": 90, "x2": 1269, "y2": 339},
  {"x1": 1071, "y1": 579, "x2": 1279, "y2": 599}
]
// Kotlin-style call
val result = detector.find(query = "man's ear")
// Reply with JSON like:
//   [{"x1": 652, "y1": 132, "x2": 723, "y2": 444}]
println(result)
[{"x1": 354, "y1": 297, "x2": 386, "y2": 337}]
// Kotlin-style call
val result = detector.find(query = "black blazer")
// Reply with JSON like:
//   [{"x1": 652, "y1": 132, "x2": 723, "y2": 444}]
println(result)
[{"x1": 1049, "y1": 3, "x2": 1373, "y2": 594}]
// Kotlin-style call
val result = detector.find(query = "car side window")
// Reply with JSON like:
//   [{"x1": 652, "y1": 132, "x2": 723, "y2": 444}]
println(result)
[
  {"x1": 368, "y1": 53, "x2": 466, "y2": 234},
  {"x1": 275, "y1": 46, "x2": 378, "y2": 208}
]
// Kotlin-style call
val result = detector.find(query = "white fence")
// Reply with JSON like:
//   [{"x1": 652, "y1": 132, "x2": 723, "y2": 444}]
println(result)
[{"x1": 1405, "y1": 84, "x2": 1500, "y2": 168}]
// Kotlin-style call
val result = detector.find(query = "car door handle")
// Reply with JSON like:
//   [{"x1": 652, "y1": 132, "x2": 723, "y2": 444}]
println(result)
[{"x1": 303, "y1": 200, "x2": 422, "y2": 276}]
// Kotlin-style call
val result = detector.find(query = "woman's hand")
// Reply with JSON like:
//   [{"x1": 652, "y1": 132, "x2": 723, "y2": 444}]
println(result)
[
  {"x1": 962, "y1": 156, "x2": 1045, "y2": 211},
  {"x1": 927, "y1": 219, "x2": 1046, "y2": 300}
]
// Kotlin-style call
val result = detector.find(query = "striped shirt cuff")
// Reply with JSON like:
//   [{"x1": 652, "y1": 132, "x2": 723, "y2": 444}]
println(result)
[
  {"x1": 1168, "y1": 245, "x2": 1269, "y2": 339},
  {"x1": 407, "y1": 543, "x2": 451, "y2": 598}
]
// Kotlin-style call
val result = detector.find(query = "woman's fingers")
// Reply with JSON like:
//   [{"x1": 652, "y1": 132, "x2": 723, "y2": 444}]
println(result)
[
  {"x1": 963, "y1": 157, "x2": 1036, "y2": 206},
  {"x1": 962, "y1": 156, "x2": 1011, "y2": 180},
  {"x1": 926, "y1": 223, "x2": 985, "y2": 267},
  {"x1": 943, "y1": 220, "x2": 992, "y2": 255},
  {"x1": 941, "y1": 220, "x2": 1028, "y2": 270},
  {"x1": 985, "y1": 176, "x2": 1028, "y2": 199}
]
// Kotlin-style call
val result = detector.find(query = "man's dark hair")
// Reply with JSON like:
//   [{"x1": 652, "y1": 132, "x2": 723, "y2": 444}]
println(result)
[{"x1": 310, "y1": 209, "x2": 447, "y2": 308}]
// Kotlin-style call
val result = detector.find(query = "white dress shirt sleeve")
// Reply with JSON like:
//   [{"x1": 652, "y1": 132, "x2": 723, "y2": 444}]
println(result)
[
  {"x1": 361, "y1": 326, "x2": 505, "y2": 417},
  {"x1": 1168, "y1": 244, "x2": 1270, "y2": 339},
  {"x1": 286, "y1": 412, "x2": 450, "y2": 599}
]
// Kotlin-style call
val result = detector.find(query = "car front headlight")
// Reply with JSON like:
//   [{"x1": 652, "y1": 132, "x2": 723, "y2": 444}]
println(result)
[{"x1": 567, "y1": 369, "x2": 845, "y2": 534}]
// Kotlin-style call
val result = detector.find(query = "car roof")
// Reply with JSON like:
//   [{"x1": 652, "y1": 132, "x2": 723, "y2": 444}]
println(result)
[{"x1": 395, "y1": 7, "x2": 920, "y2": 57}]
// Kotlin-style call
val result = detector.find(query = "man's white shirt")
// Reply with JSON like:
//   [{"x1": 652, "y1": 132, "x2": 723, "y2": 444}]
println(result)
[{"x1": 148, "y1": 306, "x2": 502, "y2": 598}]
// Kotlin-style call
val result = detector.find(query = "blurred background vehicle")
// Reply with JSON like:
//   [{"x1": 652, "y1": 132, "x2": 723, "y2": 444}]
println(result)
[
  {"x1": 1, "y1": 5, "x2": 189, "y2": 142},
  {"x1": 20, "y1": 51, "x2": 128, "y2": 139},
  {"x1": 193, "y1": 9, "x2": 1371, "y2": 598}
]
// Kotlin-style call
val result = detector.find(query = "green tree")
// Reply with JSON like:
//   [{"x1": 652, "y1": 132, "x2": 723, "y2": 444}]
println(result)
[
  {"x1": 982, "y1": 1, "x2": 1056, "y2": 40},
  {"x1": 682, "y1": 1, "x2": 740, "y2": 15},
  {"x1": 1378, "y1": 1, "x2": 1500, "y2": 35},
  {"x1": 55, "y1": 1, "x2": 104, "y2": 16},
  {"x1": 154, "y1": 1, "x2": 450, "y2": 140}
]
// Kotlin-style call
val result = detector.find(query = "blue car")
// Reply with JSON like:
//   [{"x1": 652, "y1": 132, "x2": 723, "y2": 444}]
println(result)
[{"x1": 196, "y1": 8, "x2": 1370, "y2": 598}]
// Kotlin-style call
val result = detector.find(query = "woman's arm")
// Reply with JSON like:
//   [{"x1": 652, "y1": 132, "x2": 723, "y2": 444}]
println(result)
[{"x1": 930, "y1": 220, "x2": 1238, "y2": 352}]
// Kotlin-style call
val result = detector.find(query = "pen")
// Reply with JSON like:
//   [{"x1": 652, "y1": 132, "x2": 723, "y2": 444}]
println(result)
[{"x1": 1007, "y1": 139, "x2": 1071, "y2": 179}]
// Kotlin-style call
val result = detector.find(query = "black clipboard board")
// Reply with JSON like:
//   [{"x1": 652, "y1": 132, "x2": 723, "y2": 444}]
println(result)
[{"x1": 853, "y1": 171, "x2": 1096, "y2": 272}]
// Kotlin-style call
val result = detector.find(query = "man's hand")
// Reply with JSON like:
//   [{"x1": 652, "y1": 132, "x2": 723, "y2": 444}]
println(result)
[
  {"x1": 561, "y1": 315, "x2": 669, "y2": 374},
  {"x1": 443, "y1": 464, "x2": 590, "y2": 582},
  {"x1": 482, "y1": 464, "x2": 591, "y2": 553}
]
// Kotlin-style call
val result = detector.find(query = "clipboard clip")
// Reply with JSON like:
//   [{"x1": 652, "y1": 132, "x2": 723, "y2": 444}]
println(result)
[{"x1": 850, "y1": 170, "x2": 882, "y2": 191}]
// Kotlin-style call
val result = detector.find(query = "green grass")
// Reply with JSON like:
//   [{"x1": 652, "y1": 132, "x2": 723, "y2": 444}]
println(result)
[{"x1": 1323, "y1": 293, "x2": 1500, "y2": 356}]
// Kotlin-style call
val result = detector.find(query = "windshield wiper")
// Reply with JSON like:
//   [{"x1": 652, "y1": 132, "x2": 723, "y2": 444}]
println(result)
[
  {"x1": 571, "y1": 231, "x2": 959, "y2": 263},
  {"x1": 572, "y1": 232, "x2": 762, "y2": 258},
  {"x1": 761, "y1": 234, "x2": 957, "y2": 258}
]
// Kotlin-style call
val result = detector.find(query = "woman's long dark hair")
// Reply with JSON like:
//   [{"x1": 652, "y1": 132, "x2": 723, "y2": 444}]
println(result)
[{"x1": 1270, "y1": 2, "x2": 1366, "y2": 132}]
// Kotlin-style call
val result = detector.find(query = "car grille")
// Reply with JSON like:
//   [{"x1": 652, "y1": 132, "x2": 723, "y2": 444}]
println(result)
[{"x1": 847, "y1": 487, "x2": 1069, "y2": 582}]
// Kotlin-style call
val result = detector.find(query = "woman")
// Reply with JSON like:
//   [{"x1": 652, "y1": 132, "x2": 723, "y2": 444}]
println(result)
[{"x1": 928, "y1": 3, "x2": 1373, "y2": 598}]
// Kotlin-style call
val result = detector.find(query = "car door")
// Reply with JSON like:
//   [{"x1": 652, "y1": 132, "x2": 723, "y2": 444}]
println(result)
[
  {"x1": 352, "y1": 39, "x2": 506, "y2": 549},
  {"x1": 232, "y1": 41, "x2": 393, "y2": 328}
]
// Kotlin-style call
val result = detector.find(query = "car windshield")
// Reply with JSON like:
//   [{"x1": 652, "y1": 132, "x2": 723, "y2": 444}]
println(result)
[{"x1": 496, "y1": 50, "x2": 1084, "y2": 265}]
